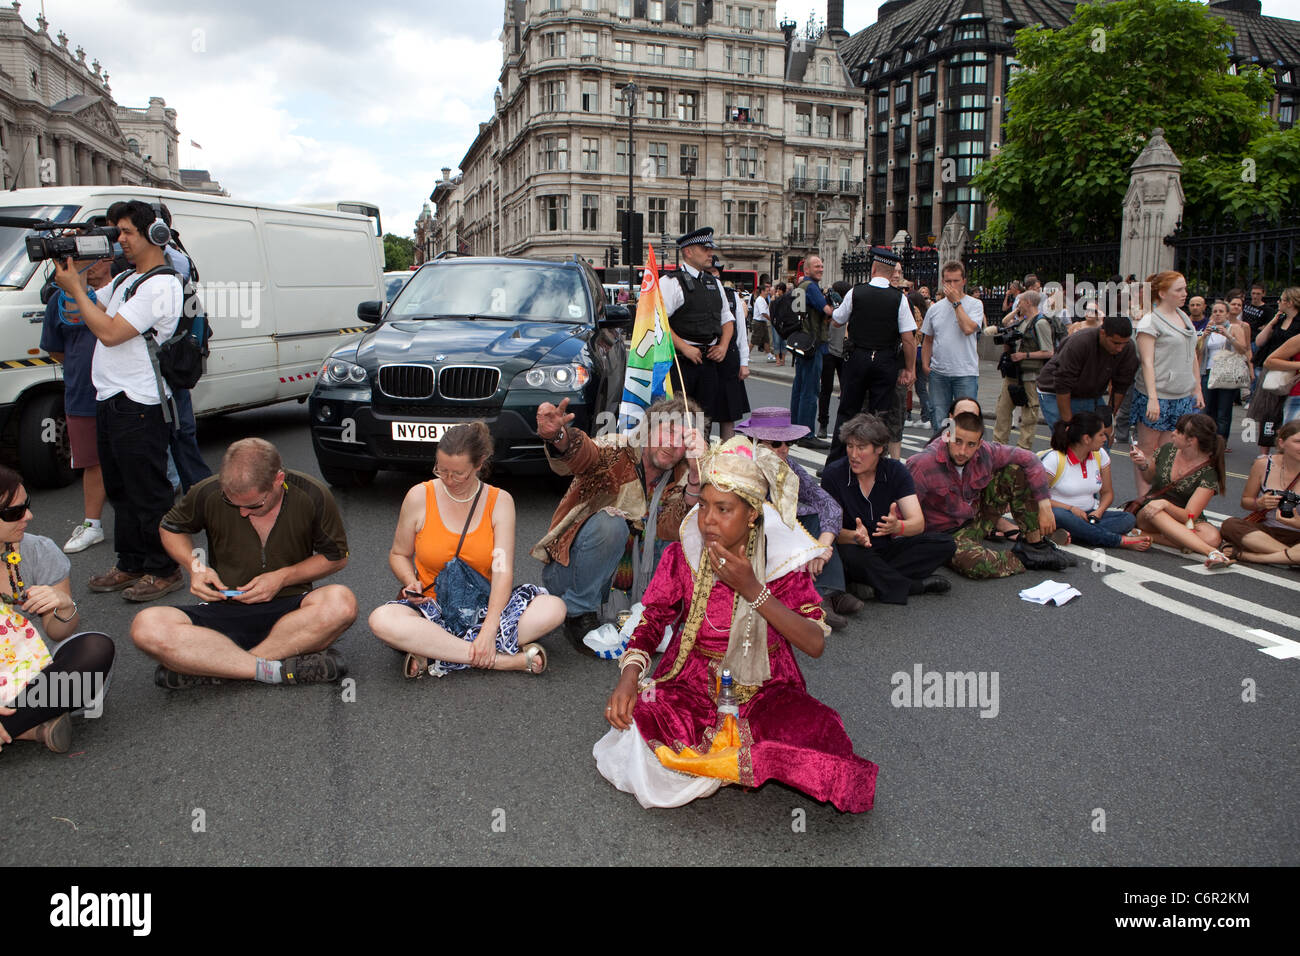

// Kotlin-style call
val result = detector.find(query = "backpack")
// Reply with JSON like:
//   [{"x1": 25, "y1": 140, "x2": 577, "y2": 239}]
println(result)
[
  {"x1": 111, "y1": 262, "x2": 212, "y2": 393},
  {"x1": 770, "y1": 289, "x2": 803, "y2": 341},
  {"x1": 1044, "y1": 311, "x2": 1070, "y2": 351}
]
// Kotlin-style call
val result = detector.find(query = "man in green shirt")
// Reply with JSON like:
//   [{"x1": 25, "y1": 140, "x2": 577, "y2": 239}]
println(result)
[{"x1": 131, "y1": 438, "x2": 356, "y2": 689}]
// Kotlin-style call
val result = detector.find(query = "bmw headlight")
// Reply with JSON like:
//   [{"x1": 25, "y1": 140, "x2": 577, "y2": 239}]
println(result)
[
  {"x1": 512, "y1": 364, "x2": 591, "y2": 392},
  {"x1": 320, "y1": 357, "x2": 369, "y2": 387}
]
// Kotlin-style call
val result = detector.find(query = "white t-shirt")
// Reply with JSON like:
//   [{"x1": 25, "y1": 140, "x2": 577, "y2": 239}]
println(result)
[
  {"x1": 1041, "y1": 448, "x2": 1110, "y2": 510},
  {"x1": 922, "y1": 294, "x2": 985, "y2": 376},
  {"x1": 91, "y1": 271, "x2": 184, "y2": 405},
  {"x1": 752, "y1": 295, "x2": 770, "y2": 324}
]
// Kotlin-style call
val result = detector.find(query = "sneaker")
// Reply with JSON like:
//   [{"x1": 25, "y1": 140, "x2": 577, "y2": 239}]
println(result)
[
  {"x1": 564, "y1": 612, "x2": 601, "y2": 658},
  {"x1": 89, "y1": 566, "x2": 144, "y2": 592},
  {"x1": 820, "y1": 598, "x2": 847, "y2": 630},
  {"x1": 281, "y1": 647, "x2": 347, "y2": 684},
  {"x1": 122, "y1": 570, "x2": 185, "y2": 603},
  {"x1": 155, "y1": 664, "x2": 223, "y2": 690},
  {"x1": 63, "y1": 522, "x2": 105, "y2": 554},
  {"x1": 766, "y1": 354, "x2": 778, "y2": 363},
  {"x1": 920, "y1": 575, "x2": 952, "y2": 595},
  {"x1": 828, "y1": 590, "x2": 865, "y2": 615}
]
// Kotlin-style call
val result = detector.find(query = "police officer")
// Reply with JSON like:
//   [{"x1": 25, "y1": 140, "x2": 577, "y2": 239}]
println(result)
[
  {"x1": 826, "y1": 247, "x2": 917, "y2": 462},
  {"x1": 660, "y1": 227, "x2": 736, "y2": 430}
]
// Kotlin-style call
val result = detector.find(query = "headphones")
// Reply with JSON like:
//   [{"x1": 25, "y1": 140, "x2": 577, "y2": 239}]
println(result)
[{"x1": 146, "y1": 201, "x2": 172, "y2": 247}]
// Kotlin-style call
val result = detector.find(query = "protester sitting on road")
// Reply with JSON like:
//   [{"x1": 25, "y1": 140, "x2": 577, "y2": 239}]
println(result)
[
  {"x1": 40, "y1": 256, "x2": 113, "y2": 555},
  {"x1": 735, "y1": 407, "x2": 863, "y2": 629},
  {"x1": 821, "y1": 414, "x2": 955, "y2": 604},
  {"x1": 1131, "y1": 271, "x2": 1204, "y2": 497},
  {"x1": 1128, "y1": 413, "x2": 1232, "y2": 569},
  {"x1": 1039, "y1": 412, "x2": 1150, "y2": 552},
  {"x1": 131, "y1": 438, "x2": 355, "y2": 688},
  {"x1": 532, "y1": 394, "x2": 705, "y2": 656},
  {"x1": 0, "y1": 465, "x2": 114, "y2": 754},
  {"x1": 594, "y1": 436, "x2": 877, "y2": 812},
  {"x1": 907, "y1": 411, "x2": 1074, "y2": 578},
  {"x1": 925, "y1": 396, "x2": 983, "y2": 446},
  {"x1": 1219, "y1": 421, "x2": 1300, "y2": 565},
  {"x1": 369, "y1": 423, "x2": 565, "y2": 678}
]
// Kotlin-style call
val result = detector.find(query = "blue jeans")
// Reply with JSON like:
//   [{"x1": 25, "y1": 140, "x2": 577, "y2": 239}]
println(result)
[
  {"x1": 798, "y1": 513, "x2": 846, "y2": 595},
  {"x1": 1036, "y1": 392, "x2": 1107, "y2": 431},
  {"x1": 541, "y1": 510, "x2": 631, "y2": 616},
  {"x1": 1052, "y1": 507, "x2": 1135, "y2": 549},
  {"x1": 915, "y1": 362, "x2": 932, "y2": 423},
  {"x1": 1200, "y1": 371, "x2": 1235, "y2": 440},
  {"x1": 790, "y1": 345, "x2": 823, "y2": 431},
  {"x1": 927, "y1": 372, "x2": 979, "y2": 434},
  {"x1": 1284, "y1": 394, "x2": 1300, "y2": 425},
  {"x1": 168, "y1": 388, "x2": 213, "y2": 493}
]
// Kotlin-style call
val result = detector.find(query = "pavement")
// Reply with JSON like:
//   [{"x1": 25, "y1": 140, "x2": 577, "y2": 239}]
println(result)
[{"x1": 3, "y1": 365, "x2": 1297, "y2": 867}]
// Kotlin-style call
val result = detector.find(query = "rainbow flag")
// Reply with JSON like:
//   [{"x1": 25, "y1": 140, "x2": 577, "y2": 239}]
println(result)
[{"x1": 617, "y1": 244, "x2": 675, "y2": 432}]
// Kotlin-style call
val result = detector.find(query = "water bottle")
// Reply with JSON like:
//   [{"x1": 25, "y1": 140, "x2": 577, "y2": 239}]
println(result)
[{"x1": 717, "y1": 668, "x2": 739, "y2": 718}]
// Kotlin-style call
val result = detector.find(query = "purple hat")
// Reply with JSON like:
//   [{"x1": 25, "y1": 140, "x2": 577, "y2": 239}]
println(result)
[{"x1": 734, "y1": 407, "x2": 810, "y2": 443}]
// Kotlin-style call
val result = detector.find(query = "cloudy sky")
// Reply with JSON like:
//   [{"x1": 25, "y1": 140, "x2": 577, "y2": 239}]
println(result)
[{"x1": 35, "y1": 0, "x2": 1300, "y2": 239}]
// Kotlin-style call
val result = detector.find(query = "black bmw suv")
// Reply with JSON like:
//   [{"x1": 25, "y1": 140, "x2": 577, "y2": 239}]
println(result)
[{"x1": 309, "y1": 255, "x2": 629, "y2": 487}]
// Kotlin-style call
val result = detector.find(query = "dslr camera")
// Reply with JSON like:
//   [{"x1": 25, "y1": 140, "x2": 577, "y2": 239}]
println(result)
[
  {"x1": 26, "y1": 224, "x2": 120, "y2": 263},
  {"x1": 993, "y1": 326, "x2": 1025, "y2": 348},
  {"x1": 1265, "y1": 488, "x2": 1300, "y2": 519}
]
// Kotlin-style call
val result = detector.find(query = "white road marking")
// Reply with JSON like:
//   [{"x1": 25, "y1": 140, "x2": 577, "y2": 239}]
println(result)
[
  {"x1": 1066, "y1": 545, "x2": 1300, "y2": 660},
  {"x1": 1182, "y1": 561, "x2": 1300, "y2": 592}
]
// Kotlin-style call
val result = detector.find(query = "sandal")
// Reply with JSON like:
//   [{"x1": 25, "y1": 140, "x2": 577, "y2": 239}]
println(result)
[
  {"x1": 524, "y1": 644, "x2": 547, "y2": 676},
  {"x1": 1204, "y1": 549, "x2": 1234, "y2": 570},
  {"x1": 403, "y1": 654, "x2": 430, "y2": 680}
]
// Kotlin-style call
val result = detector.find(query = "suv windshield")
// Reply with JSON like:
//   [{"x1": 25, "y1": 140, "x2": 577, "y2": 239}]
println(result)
[
  {"x1": 390, "y1": 262, "x2": 591, "y2": 323},
  {"x1": 0, "y1": 205, "x2": 80, "y2": 288}
]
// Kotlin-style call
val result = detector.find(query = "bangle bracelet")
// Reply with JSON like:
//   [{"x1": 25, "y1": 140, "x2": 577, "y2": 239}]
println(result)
[
  {"x1": 619, "y1": 648, "x2": 651, "y2": 675},
  {"x1": 53, "y1": 600, "x2": 78, "y2": 623},
  {"x1": 750, "y1": 586, "x2": 772, "y2": 610}
]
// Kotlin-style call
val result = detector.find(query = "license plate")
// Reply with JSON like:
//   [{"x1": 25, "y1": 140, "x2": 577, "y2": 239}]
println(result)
[{"x1": 390, "y1": 421, "x2": 458, "y2": 442}]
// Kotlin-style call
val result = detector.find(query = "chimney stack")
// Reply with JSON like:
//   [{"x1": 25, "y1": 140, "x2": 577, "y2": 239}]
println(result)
[{"x1": 827, "y1": 0, "x2": 848, "y2": 40}]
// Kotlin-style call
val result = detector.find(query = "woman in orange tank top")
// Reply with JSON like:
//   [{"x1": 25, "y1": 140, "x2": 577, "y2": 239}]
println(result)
[{"x1": 368, "y1": 423, "x2": 566, "y2": 677}]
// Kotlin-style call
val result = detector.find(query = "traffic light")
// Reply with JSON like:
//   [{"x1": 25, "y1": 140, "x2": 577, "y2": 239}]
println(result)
[{"x1": 618, "y1": 211, "x2": 643, "y2": 266}]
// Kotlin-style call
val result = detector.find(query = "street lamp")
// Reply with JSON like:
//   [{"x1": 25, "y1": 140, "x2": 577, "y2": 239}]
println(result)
[{"x1": 623, "y1": 81, "x2": 639, "y2": 303}]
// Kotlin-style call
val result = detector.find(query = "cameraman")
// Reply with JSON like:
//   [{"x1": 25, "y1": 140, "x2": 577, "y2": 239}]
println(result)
[
  {"x1": 52, "y1": 200, "x2": 184, "y2": 603},
  {"x1": 991, "y1": 290, "x2": 1054, "y2": 450}
]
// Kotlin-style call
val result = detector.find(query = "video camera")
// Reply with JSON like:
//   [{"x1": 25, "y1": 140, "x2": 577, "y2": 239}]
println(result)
[
  {"x1": 25, "y1": 222, "x2": 120, "y2": 264},
  {"x1": 993, "y1": 326, "x2": 1025, "y2": 349}
]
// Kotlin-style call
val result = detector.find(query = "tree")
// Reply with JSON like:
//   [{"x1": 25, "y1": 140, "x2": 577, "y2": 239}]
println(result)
[
  {"x1": 383, "y1": 233, "x2": 415, "y2": 272},
  {"x1": 974, "y1": 0, "x2": 1288, "y2": 245}
]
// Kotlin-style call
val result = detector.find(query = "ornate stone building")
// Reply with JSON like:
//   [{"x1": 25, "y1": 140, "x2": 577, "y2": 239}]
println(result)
[
  {"x1": 839, "y1": 0, "x2": 1300, "y2": 246},
  {"x1": 0, "y1": 4, "x2": 185, "y2": 191},
  {"x1": 428, "y1": 0, "x2": 865, "y2": 279}
]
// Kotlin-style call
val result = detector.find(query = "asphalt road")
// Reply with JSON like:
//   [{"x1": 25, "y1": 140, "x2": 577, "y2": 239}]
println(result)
[{"x1": 4, "y1": 376, "x2": 1298, "y2": 866}]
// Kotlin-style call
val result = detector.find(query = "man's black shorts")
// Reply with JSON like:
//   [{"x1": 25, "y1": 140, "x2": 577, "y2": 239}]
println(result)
[{"x1": 180, "y1": 594, "x2": 307, "y2": 650}]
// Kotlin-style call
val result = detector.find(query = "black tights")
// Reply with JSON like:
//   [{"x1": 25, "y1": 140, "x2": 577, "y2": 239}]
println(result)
[{"x1": 1, "y1": 632, "x2": 115, "y2": 738}]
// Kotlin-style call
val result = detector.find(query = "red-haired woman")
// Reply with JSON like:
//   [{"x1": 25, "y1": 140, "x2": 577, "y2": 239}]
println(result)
[{"x1": 1131, "y1": 271, "x2": 1203, "y2": 496}]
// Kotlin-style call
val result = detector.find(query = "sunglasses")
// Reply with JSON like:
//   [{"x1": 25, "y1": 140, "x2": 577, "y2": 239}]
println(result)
[
  {"x1": 0, "y1": 498, "x2": 31, "y2": 522},
  {"x1": 222, "y1": 489, "x2": 272, "y2": 511},
  {"x1": 759, "y1": 439, "x2": 790, "y2": 449}
]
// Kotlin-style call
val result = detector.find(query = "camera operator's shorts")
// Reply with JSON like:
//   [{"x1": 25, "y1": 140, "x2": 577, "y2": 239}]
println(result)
[
  {"x1": 1219, "y1": 517, "x2": 1300, "y2": 554},
  {"x1": 67, "y1": 415, "x2": 99, "y2": 469},
  {"x1": 180, "y1": 594, "x2": 307, "y2": 650}
]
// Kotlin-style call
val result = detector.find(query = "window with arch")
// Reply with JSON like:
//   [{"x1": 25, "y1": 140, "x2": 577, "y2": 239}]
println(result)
[
  {"x1": 127, "y1": 138, "x2": 141, "y2": 156},
  {"x1": 819, "y1": 59, "x2": 831, "y2": 84}
]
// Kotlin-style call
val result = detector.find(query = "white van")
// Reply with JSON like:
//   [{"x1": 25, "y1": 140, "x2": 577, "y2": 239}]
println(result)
[{"x1": 0, "y1": 186, "x2": 384, "y2": 486}]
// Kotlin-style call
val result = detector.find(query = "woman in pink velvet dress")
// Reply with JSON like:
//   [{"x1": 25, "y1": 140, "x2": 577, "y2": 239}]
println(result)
[{"x1": 593, "y1": 436, "x2": 878, "y2": 812}]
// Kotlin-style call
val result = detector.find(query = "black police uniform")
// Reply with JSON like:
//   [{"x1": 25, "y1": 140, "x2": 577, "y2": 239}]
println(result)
[{"x1": 827, "y1": 280, "x2": 907, "y2": 461}]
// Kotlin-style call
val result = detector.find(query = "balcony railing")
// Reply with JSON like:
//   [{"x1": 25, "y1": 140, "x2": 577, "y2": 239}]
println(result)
[{"x1": 789, "y1": 177, "x2": 862, "y2": 195}]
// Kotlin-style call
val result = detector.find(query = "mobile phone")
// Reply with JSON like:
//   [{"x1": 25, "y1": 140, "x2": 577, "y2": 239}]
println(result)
[
  {"x1": 219, "y1": 589, "x2": 245, "y2": 598},
  {"x1": 402, "y1": 586, "x2": 424, "y2": 598}
]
